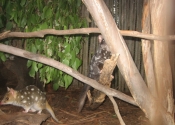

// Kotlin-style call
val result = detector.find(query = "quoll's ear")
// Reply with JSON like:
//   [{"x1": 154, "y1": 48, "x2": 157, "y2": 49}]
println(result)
[
  {"x1": 8, "y1": 88, "x2": 15, "y2": 95},
  {"x1": 98, "y1": 35, "x2": 103, "y2": 43},
  {"x1": 7, "y1": 87, "x2": 10, "y2": 91}
]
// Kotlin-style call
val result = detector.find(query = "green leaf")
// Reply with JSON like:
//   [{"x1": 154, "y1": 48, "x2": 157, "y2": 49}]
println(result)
[
  {"x1": 63, "y1": 25, "x2": 67, "y2": 30},
  {"x1": 20, "y1": 0, "x2": 26, "y2": 7},
  {"x1": 64, "y1": 43, "x2": 70, "y2": 53},
  {"x1": 27, "y1": 60, "x2": 32, "y2": 68},
  {"x1": 70, "y1": 50, "x2": 76, "y2": 61},
  {"x1": 32, "y1": 61, "x2": 38, "y2": 72},
  {"x1": 59, "y1": 80, "x2": 65, "y2": 87},
  {"x1": 59, "y1": 70, "x2": 63, "y2": 75},
  {"x1": 29, "y1": 67, "x2": 35, "y2": 77},
  {"x1": 0, "y1": 52, "x2": 6, "y2": 62},
  {"x1": 6, "y1": 21, "x2": 13, "y2": 30},
  {"x1": 37, "y1": 0, "x2": 43, "y2": 12},
  {"x1": 31, "y1": 44, "x2": 37, "y2": 53},
  {"x1": 77, "y1": 0, "x2": 81, "y2": 8},
  {"x1": 5, "y1": 1, "x2": 12, "y2": 15},
  {"x1": 46, "y1": 48, "x2": 53, "y2": 56},
  {"x1": 46, "y1": 66, "x2": 50, "y2": 72},
  {"x1": 21, "y1": 16, "x2": 27, "y2": 27},
  {"x1": 65, "y1": 52, "x2": 72, "y2": 60},
  {"x1": 46, "y1": 73, "x2": 51, "y2": 83},
  {"x1": 58, "y1": 52, "x2": 63, "y2": 58},
  {"x1": 62, "y1": 59, "x2": 69, "y2": 66},
  {"x1": 53, "y1": 69, "x2": 59, "y2": 80},
  {"x1": 35, "y1": 40, "x2": 42, "y2": 51},
  {"x1": 39, "y1": 22, "x2": 48, "y2": 30},
  {"x1": 72, "y1": 58, "x2": 82, "y2": 70},
  {"x1": 53, "y1": 82, "x2": 59, "y2": 90},
  {"x1": 17, "y1": 11, "x2": 22, "y2": 27},
  {"x1": 43, "y1": 6, "x2": 53, "y2": 19},
  {"x1": 39, "y1": 67, "x2": 47, "y2": 82},
  {"x1": 37, "y1": 63, "x2": 43, "y2": 69},
  {"x1": 45, "y1": 8, "x2": 52, "y2": 19},
  {"x1": 76, "y1": 36, "x2": 82, "y2": 42},
  {"x1": 64, "y1": 75, "x2": 73, "y2": 89},
  {"x1": 75, "y1": 47, "x2": 80, "y2": 54},
  {"x1": 14, "y1": 13, "x2": 18, "y2": 25},
  {"x1": 29, "y1": 14, "x2": 37, "y2": 25}
]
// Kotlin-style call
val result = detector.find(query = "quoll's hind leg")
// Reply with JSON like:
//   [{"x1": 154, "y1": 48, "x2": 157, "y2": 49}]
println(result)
[
  {"x1": 22, "y1": 107, "x2": 30, "y2": 113},
  {"x1": 32, "y1": 102, "x2": 44, "y2": 114},
  {"x1": 37, "y1": 110, "x2": 42, "y2": 114}
]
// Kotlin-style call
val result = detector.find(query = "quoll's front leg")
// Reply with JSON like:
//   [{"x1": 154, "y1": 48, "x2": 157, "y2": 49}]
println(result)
[{"x1": 29, "y1": 108, "x2": 37, "y2": 112}]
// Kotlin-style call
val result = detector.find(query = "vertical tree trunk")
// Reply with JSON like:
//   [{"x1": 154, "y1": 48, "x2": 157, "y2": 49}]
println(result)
[{"x1": 150, "y1": 0, "x2": 174, "y2": 117}]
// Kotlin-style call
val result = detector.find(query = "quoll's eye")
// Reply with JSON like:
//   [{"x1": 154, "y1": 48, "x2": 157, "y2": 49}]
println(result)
[{"x1": 6, "y1": 97, "x2": 9, "y2": 101}]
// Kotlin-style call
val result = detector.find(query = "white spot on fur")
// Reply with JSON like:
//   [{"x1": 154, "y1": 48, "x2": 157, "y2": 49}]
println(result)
[
  {"x1": 35, "y1": 96, "x2": 38, "y2": 101},
  {"x1": 22, "y1": 100, "x2": 27, "y2": 103}
]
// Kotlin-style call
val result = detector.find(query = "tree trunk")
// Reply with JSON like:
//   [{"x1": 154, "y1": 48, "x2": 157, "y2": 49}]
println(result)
[{"x1": 149, "y1": 0, "x2": 174, "y2": 124}]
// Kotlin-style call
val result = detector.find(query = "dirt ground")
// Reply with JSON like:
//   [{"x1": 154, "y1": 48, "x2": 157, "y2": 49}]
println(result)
[{"x1": 0, "y1": 87, "x2": 149, "y2": 125}]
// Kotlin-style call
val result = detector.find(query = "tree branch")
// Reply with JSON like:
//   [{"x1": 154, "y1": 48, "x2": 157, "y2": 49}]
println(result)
[
  {"x1": 108, "y1": 96, "x2": 125, "y2": 125},
  {"x1": 1, "y1": 28, "x2": 175, "y2": 41},
  {"x1": 0, "y1": 43, "x2": 137, "y2": 107}
]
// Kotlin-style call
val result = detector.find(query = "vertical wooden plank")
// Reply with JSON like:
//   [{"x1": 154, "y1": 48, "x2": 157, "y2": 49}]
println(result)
[
  {"x1": 124, "y1": 0, "x2": 133, "y2": 92},
  {"x1": 73, "y1": 4, "x2": 90, "y2": 88},
  {"x1": 117, "y1": 0, "x2": 125, "y2": 92},
  {"x1": 137, "y1": 0, "x2": 145, "y2": 80}
]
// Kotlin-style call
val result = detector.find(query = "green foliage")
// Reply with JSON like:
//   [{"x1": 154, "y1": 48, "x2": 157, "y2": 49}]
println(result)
[
  {"x1": 0, "y1": 0, "x2": 87, "y2": 89},
  {"x1": 0, "y1": 52, "x2": 6, "y2": 62}
]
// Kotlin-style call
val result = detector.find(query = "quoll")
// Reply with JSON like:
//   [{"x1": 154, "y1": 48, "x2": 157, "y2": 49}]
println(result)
[
  {"x1": 78, "y1": 35, "x2": 111, "y2": 112},
  {"x1": 0, "y1": 85, "x2": 58, "y2": 122}
]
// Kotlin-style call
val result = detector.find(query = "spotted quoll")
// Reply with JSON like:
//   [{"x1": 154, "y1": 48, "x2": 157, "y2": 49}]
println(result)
[
  {"x1": 78, "y1": 35, "x2": 111, "y2": 112},
  {"x1": 0, "y1": 85, "x2": 58, "y2": 122}
]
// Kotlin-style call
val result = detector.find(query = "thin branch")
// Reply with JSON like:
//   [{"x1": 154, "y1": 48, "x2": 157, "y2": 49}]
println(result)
[
  {"x1": 108, "y1": 96, "x2": 125, "y2": 125},
  {"x1": 0, "y1": 28, "x2": 175, "y2": 41},
  {"x1": 0, "y1": 43, "x2": 137, "y2": 107}
]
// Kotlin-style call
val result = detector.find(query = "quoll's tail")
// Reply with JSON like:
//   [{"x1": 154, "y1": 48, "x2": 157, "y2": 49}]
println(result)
[
  {"x1": 45, "y1": 101, "x2": 59, "y2": 122},
  {"x1": 78, "y1": 84, "x2": 91, "y2": 113}
]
